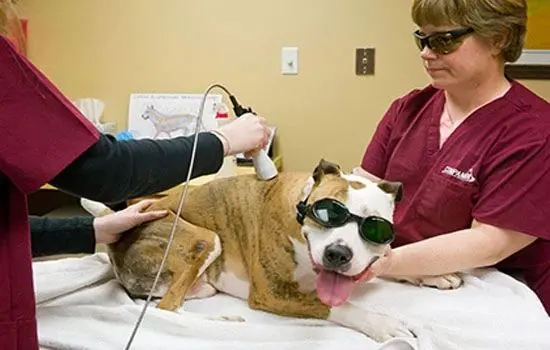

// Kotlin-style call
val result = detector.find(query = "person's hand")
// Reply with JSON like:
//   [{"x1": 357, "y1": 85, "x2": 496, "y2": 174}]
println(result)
[
  {"x1": 351, "y1": 167, "x2": 382, "y2": 182},
  {"x1": 356, "y1": 246, "x2": 394, "y2": 284},
  {"x1": 212, "y1": 113, "x2": 270, "y2": 157},
  {"x1": 93, "y1": 199, "x2": 168, "y2": 244}
]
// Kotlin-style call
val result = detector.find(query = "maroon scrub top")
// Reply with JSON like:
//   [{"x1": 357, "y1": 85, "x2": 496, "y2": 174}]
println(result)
[
  {"x1": 0, "y1": 35, "x2": 99, "y2": 349},
  {"x1": 361, "y1": 82, "x2": 550, "y2": 297}
]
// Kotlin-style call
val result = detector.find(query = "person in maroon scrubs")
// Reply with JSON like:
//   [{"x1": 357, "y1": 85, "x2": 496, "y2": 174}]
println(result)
[
  {"x1": 359, "y1": 0, "x2": 550, "y2": 316},
  {"x1": 0, "y1": 3, "x2": 270, "y2": 349}
]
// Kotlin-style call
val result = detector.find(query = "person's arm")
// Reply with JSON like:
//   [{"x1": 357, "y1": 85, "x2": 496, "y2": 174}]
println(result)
[
  {"x1": 49, "y1": 132, "x2": 224, "y2": 204},
  {"x1": 0, "y1": 34, "x2": 268, "y2": 202},
  {"x1": 383, "y1": 221, "x2": 537, "y2": 276},
  {"x1": 376, "y1": 119, "x2": 550, "y2": 277},
  {"x1": 30, "y1": 216, "x2": 96, "y2": 257},
  {"x1": 0, "y1": 34, "x2": 100, "y2": 195},
  {"x1": 29, "y1": 199, "x2": 168, "y2": 258}
]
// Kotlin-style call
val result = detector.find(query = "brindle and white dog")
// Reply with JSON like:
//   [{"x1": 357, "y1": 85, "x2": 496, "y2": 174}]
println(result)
[{"x1": 82, "y1": 159, "x2": 462, "y2": 342}]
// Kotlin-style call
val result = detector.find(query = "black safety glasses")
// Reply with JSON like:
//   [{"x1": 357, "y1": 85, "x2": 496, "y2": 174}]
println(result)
[
  {"x1": 296, "y1": 198, "x2": 395, "y2": 245},
  {"x1": 413, "y1": 27, "x2": 474, "y2": 55}
]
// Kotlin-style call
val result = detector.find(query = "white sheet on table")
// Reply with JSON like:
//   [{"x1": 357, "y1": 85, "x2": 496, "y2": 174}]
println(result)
[{"x1": 33, "y1": 253, "x2": 550, "y2": 350}]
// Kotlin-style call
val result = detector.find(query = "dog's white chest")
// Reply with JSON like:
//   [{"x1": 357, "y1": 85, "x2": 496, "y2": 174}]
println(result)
[{"x1": 289, "y1": 237, "x2": 316, "y2": 293}]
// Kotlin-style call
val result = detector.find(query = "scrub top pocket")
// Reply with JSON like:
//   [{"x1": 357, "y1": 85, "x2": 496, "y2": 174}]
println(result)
[{"x1": 415, "y1": 172, "x2": 478, "y2": 235}]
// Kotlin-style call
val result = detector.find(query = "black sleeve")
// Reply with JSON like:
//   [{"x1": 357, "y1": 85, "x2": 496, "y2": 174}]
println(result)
[
  {"x1": 30, "y1": 216, "x2": 96, "y2": 257},
  {"x1": 49, "y1": 132, "x2": 224, "y2": 203}
]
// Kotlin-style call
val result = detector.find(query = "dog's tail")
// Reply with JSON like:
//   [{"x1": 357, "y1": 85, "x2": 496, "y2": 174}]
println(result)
[{"x1": 80, "y1": 198, "x2": 114, "y2": 217}]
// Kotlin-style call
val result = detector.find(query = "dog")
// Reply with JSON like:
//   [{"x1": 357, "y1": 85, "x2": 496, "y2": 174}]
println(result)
[
  {"x1": 141, "y1": 105, "x2": 203, "y2": 138},
  {"x1": 81, "y1": 159, "x2": 462, "y2": 342}
]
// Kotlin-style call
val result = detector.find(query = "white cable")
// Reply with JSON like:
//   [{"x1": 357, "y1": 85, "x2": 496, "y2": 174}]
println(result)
[{"x1": 123, "y1": 83, "x2": 230, "y2": 350}]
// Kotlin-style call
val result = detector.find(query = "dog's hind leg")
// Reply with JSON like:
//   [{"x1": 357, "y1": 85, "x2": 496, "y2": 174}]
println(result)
[
  {"x1": 157, "y1": 267, "x2": 202, "y2": 311},
  {"x1": 157, "y1": 239, "x2": 214, "y2": 311},
  {"x1": 155, "y1": 215, "x2": 222, "y2": 311},
  {"x1": 107, "y1": 209, "x2": 222, "y2": 311}
]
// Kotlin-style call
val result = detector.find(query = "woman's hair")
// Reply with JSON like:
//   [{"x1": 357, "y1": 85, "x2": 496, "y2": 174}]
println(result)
[
  {"x1": 411, "y1": 0, "x2": 527, "y2": 62},
  {"x1": 1, "y1": 1, "x2": 21, "y2": 34},
  {"x1": 1, "y1": 0, "x2": 26, "y2": 54},
  {"x1": 0, "y1": 2, "x2": 9, "y2": 35}
]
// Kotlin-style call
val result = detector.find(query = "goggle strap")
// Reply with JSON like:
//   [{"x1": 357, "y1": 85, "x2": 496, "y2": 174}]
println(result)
[
  {"x1": 295, "y1": 198, "x2": 309, "y2": 225},
  {"x1": 296, "y1": 177, "x2": 318, "y2": 226}
]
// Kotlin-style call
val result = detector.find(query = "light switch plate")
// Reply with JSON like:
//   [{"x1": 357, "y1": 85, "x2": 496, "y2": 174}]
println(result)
[
  {"x1": 281, "y1": 47, "x2": 299, "y2": 75},
  {"x1": 356, "y1": 48, "x2": 375, "y2": 75}
]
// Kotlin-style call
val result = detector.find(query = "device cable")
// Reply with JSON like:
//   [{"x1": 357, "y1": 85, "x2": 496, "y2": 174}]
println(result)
[{"x1": 123, "y1": 83, "x2": 235, "y2": 350}]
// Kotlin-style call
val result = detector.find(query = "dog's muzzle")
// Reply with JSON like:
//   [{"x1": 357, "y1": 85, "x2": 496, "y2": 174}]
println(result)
[{"x1": 322, "y1": 243, "x2": 352, "y2": 272}]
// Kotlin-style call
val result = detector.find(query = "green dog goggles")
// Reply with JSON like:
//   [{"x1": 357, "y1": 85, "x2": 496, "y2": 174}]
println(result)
[{"x1": 296, "y1": 197, "x2": 395, "y2": 245}]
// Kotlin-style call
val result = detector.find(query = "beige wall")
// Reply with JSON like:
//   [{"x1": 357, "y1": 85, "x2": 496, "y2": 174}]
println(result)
[{"x1": 18, "y1": 0, "x2": 550, "y2": 172}]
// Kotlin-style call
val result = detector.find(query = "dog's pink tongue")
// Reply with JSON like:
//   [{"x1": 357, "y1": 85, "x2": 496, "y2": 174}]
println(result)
[{"x1": 316, "y1": 269, "x2": 355, "y2": 307}]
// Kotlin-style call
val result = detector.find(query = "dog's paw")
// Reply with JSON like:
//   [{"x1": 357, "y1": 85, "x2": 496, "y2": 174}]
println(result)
[
  {"x1": 418, "y1": 273, "x2": 463, "y2": 289},
  {"x1": 157, "y1": 298, "x2": 181, "y2": 312},
  {"x1": 207, "y1": 315, "x2": 246, "y2": 322},
  {"x1": 364, "y1": 315, "x2": 415, "y2": 343},
  {"x1": 388, "y1": 273, "x2": 463, "y2": 290},
  {"x1": 329, "y1": 305, "x2": 415, "y2": 343}
]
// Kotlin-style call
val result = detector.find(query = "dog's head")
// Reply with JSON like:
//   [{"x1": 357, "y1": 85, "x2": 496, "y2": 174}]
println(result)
[
  {"x1": 141, "y1": 105, "x2": 156, "y2": 120},
  {"x1": 296, "y1": 159, "x2": 402, "y2": 307}
]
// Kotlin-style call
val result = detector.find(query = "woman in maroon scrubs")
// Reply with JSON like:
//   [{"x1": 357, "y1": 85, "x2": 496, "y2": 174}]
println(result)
[
  {"x1": 360, "y1": 0, "x2": 550, "y2": 316},
  {"x1": 0, "y1": 3, "x2": 270, "y2": 349}
]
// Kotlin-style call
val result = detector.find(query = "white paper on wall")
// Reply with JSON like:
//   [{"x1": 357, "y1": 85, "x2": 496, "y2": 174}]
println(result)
[{"x1": 127, "y1": 93, "x2": 223, "y2": 140}]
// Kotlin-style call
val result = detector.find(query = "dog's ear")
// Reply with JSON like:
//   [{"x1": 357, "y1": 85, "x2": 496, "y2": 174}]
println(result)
[
  {"x1": 377, "y1": 180, "x2": 403, "y2": 202},
  {"x1": 312, "y1": 159, "x2": 341, "y2": 184}
]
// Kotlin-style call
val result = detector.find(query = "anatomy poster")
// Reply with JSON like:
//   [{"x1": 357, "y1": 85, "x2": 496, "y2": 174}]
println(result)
[{"x1": 127, "y1": 93, "x2": 222, "y2": 140}]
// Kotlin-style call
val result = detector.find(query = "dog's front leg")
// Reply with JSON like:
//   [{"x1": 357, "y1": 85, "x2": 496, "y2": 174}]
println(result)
[
  {"x1": 248, "y1": 285, "x2": 414, "y2": 343},
  {"x1": 382, "y1": 273, "x2": 463, "y2": 290},
  {"x1": 328, "y1": 302, "x2": 415, "y2": 343}
]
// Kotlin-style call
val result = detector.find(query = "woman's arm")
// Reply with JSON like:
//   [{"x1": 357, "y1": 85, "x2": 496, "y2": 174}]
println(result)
[
  {"x1": 50, "y1": 112, "x2": 269, "y2": 204},
  {"x1": 30, "y1": 199, "x2": 167, "y2": 258},
  {"x1": 30, "y1": 216, "x2": 96, "y2": 257},
  {"x1": 382, "y1": 220, "x2": 537, "y2": 277},
  {"x1": 49, "y1": 132, "x2": 224, "y2": 204}
]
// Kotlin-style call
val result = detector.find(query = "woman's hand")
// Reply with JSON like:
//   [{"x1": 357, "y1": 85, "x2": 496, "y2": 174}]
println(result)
[
  {"x1": 212, "y1": 113, "x2": 270, "y2": 156},
  {"x1": 357, "y1": 222, "x2": 537, "y2": 280},
  {"x1": 356, "y1": 246, "x2": 394, "y2": 283},
  {"x1": 93, "y1": 199, "x2": 168, "y2": 244}
]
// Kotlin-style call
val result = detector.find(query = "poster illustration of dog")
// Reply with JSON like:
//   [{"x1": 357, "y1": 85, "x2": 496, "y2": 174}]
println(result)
[{"x1": 128, "y1": 93, "x2": 222, "y2": 140}]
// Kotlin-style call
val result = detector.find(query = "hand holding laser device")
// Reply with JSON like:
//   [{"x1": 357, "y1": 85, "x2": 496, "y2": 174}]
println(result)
[{"x1": 225, "y1": 94, "x2": 278, "y2": 181}]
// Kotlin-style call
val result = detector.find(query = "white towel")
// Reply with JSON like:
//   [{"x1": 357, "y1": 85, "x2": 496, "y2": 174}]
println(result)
[{"x1": 33, "y1": 253, "x2": 550, "y2": 350}]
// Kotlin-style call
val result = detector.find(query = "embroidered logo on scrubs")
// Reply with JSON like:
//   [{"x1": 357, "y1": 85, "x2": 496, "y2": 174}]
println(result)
[{"x1": 441, "y1": 166, "x2": 476, "y2": 183}]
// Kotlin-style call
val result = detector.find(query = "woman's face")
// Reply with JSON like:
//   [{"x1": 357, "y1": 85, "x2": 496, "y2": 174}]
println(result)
[{"x1": 416, "y1": 24, "x2": 501, "y2": 90}]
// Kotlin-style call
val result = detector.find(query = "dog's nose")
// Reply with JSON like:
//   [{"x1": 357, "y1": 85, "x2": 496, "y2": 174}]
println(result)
[{"x1": 323, "y1": 243, "x2": 353, "y2": 270}]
